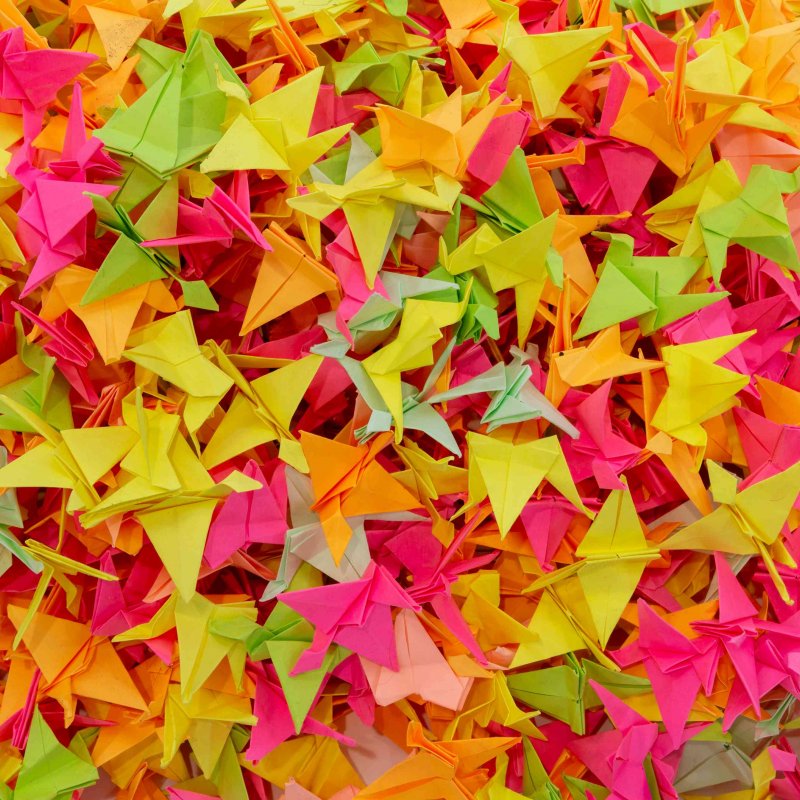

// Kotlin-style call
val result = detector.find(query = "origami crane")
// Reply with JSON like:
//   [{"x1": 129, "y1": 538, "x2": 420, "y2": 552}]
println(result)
[
  {"x1": 428, "y1": 348, "x2": 578, "y2": 438},
  {"x1": 301, "y1": 431, "x2": 422, "y2": 561},
  {"x1": 627, "y1": 600, "x2": 718, "y2": 748},
  {"x1": 287, "y1": 132, "x2": 460, "y2": 285},
  {"x1": 122, "y1": 311, "x2": 234, "y2": 436},
  {"x1": 552, "y1": 325, "x2": 663, "y2": 395},
  {"x1": 240, "y1": 223, "x2": 340, "y2": 334},
  {"x1": 85, "y1": 174, "x2": 269, "y2": 311},
  {"x1": 575, "y1": 233, "x2": 722, "y2": 338},
  {"x1": 0, "y1": 315, "x2": 74, "y2": 432},
  {"x1": 663, "y1": 460, "x2": 800, "y2": 604},
  {"x1": 245, "y1": 732, "x2": 362, "y2": 797},
  {"x1": 0, "y1": 27, "x2": 96, "y2": 110},
  {"x1": 361, "y1": 608, "x2": 472, "y2": 711},
  {"x1": 698, "y1": 165, "x2": 800, "y2": 283},
  {"x1": 76, "y1": 393, "x2": 260, "y2": 599},
  {"x1": 508, "y1": 654, "x2": 651, "y2": 735},
  {"x1": 547, "y1": 130, "x2": 658, "y2": 216},
  {"x1": 261, "y1": 468, "x2": 371, "y2": 600},
  {"x1": 161, "y1": 678, "x2": 256, "y2": 779},
  {"x1": 692, "y1": 554, "x2": 765, "y2": 723},
  {"x1": 355, "y1": 721, "x2": 519, "y2": 800},
  {"x1": 201, "y1": 348, "x2": 322, "y2": 474},
  {"x1": 464, "y1": 431, "x2": 591, "y2": 536},
  {"x1": 8, "y1": 605, "x2": 147, "y2": 717},
  {"x1": 491, "y1": 0, "x2": 612, "y2": 119},
  {"x1": 651, "y1": 332, "x2": 752, "y2": 447},
  {"x1": 0, "y1": 394, "x2": 138, "y2": 513},
  {"x1": 200, "y1": 67, "x2": 352, "y2": 177},
  {"x1": 11, "y1": 708, "x2": 98, "y2": 800},
  {"x1": 570, "y1": 681, "x2": 683, "y2": 800},
  {"x1": 528, "y1": 488, "x2": 661, "y2": 648},
  {"x1": 455, "y1": 571, "x2": 537, "y2": 653},
  {"x1": 278, "y1": 560, "x2": 420, "y2": 673},
  {"x1": 645, "y1": 156, "x2": 741, "y2": 257},
  {"x1": 96, "y1": 31, "x2": 247, "y2": 178},
  {"x1": 561, "y1": 380, "x2": 642, "y2": 489},
  {"x1": 607, "y1": 36, "x2": 743, "y2": 177},
  {"x1": 511, "y1": 579, "x2": 616, "y2": 670},
  {"x1": 330, "y1": 41, "x2": 439, "y2": 105},
  {"x1": 16, "y1": 175, "x2": 116, "y2": 296},
  {"x1": 247, "y1": 662, "x2": 354, "y2": 761},
  {"x1": 440, "y1": 213, "x2": 561, "y2": 348},
  {"x1": 375, "y1": 88, "x2": 507, "y2": 179},
  {"x1": 204, "y1": 460, "x2": 286, "y2": 568},
  {"x1": 115, "y1": 592, "x2": 257, "y2": 703},
  {"x1": 361, "y1": 295, "x2": 467, "y2": 438},
  {"x1": 468, "y1": 146, "x2": 544, "y2": 234},
  {"x1": 247, "y1": 596, "x2": 349, "y2": 735}
]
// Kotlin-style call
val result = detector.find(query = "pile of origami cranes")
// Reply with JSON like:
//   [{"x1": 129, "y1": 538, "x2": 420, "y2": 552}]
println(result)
[{"x1": 0, "y1": 0, "x2": 798, "y2": 798}]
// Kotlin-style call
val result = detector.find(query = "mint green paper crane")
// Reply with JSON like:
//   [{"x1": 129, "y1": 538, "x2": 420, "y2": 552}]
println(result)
[{"x1": 428, "y1": 347, "x2": 578, "y2": 438}]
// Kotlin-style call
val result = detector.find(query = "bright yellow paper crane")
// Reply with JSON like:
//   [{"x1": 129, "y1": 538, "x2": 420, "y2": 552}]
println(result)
[
  {"x1": 662, "y1": 460, "x2": 800, "y2": 604},
  {"x1": 651, "y1": 331, "x2": 753, "y2": 447},
  {"x1": 287, "y1": 133, "x2": 460, "y2": 285},
  {"x1": 201, "y1": 67, "x2": 352, "y2": 177},
  {"x1": 201, "y1": 345, "x2": 322, "y2": 473},
  {"x1": 463, "y1": 431, "x2": 592, "y2": 537},
  {"x1": 490, "y1": 0, "x2": 612, "y2": 119},
  {"x1": 527, "y1": 488, "x2": 660, "y2": 648}
]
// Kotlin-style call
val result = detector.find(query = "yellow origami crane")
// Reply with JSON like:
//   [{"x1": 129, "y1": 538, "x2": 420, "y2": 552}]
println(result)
[
  {"x1": 463, "y1": 431, "x2": 592, "y2": 536},
  {"x1": 362, "y1": 295, "x2": 467, "y2": 438},
  {"x1": 201, "y1": 346, "x2": 322, "y2": 473},
  {"x1": 511, "y1": 579, "x2": 617, "y2": 670},
  {"x1": 646, "y1": 154, "x2": 741, "y2": 255},
  {"x1": 123, "y1": 310, "x2": 233, "y2": 436},
  {"x1": 663, "y1": 460, "x2": 800, "y2": 604},
  {"x1": 0, "y1": 394, "x2": 137, "y2": 514},
  {"x1": 527, "y1": 488, "x2": 660, "y2": 648},
  {"x1": 490, "y1": 0, "x2": 612, "y2": 119},
  {"x1": 651, "y1": 331, "x2": 753, "y2": 447},
  {"x1": 79, "y1": 392, "x2": 260, "y2": 600},
  {"x1": 115, "y1": 592, "x2": 258, "y2": 701},
  {"x1": 441, "y1": 213, "x2": 559, "y2": 347},
  {"x1": 201, "y1": 67, "x2": 352, "y2": 177},
  {"x1": 287, "y1": 133, "x2": 460, "y2": 285}
]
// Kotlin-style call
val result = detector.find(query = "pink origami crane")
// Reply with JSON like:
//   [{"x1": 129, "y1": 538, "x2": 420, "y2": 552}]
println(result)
[
  {"x1": 204, "y1": 461, "x2": 287, "y2": 568},
  {"x1": 0, "y1": 28, "x2": 96, "y2": 109},
  {"x1": 278, "y1": 561, "x2": 420, "y2": 673},
  {"x1": 614, "y1": 600, "x2": 717, "y2": 748},
  {"x1": 570, "y1": 682, "x2": 684, "y2": 800}
]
